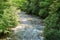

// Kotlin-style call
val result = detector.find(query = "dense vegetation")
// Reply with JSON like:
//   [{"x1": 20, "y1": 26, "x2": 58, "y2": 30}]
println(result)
[
  {"x1": 12, "y1": 0, "x2": 28, "y2": 11},
  {"x1": 13, "y1": 0, "x2": 60, "y2": 40},
  {"x1": 0, "y1": 0, "x2": 18, "y2": 37},
  {"x1": 44, "y1": 0, "x2": 60, "y2": 40},
  {"x1": 13, "y1": 0, "x2": 50, "y2": 19},
  {"x1": 0, "y1": 0, "x2": 60, "y2": 40}
]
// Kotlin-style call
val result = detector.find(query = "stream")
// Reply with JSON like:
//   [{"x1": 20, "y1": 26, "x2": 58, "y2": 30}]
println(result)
[{"x1": 10, "y1": 12, "x2": 44, "y2": 40}]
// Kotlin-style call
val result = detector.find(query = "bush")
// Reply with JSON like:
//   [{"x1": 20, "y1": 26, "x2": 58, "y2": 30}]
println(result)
[
  {"x1": 27, "y1": 0, "x2": 40, "y2": 15},
  {"x1": 39, "y1": 2, "x2": 50, "y2": 8},
  {"x1": 44, "y1": 29, "x2": 60, "y2": 40},
  {"x1": 44, "y1": 0, "x2": 60, "y2": 40},
  {"x1": 26, "y1": 0, "x2": 50, "y2": 18},
  {"x1": 12, "y1": 0, "x2": 50, "y2": 19},
  {"x1": 38, "y1": 0, "x2": 52, "y2": 19},
  {"x1": 0, "y1": 0, "x2": 18, "y2": 37},
  {"x1": 39, "y1": 8, "x2": 48, "y2": 19},
  {"x1": 12, "y1": 0, "x2": 28, "y2": 11}
]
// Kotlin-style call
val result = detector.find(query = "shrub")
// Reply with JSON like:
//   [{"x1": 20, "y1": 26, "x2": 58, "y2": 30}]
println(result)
[
  {"x1": 39, "y1": 8, "x2": 48, "y2": 19},
  {"x1": 27, "y1": 0, "x2": 40, "y2": 15},
  {"x1": 12, "y1": 0, "x2": 50, "y2": 19},
  {"x1": 38, "y1": 0, "x2": 52, "y2": 19},
  {"x1": 44, "y1": 29, "x2": 60, "y2": 40},
  {"x1": 39, "y1": 2, "x2": 50, "y2": 8},
  {"x1": 0, "y1": 0, "x2": 18, "y2": 37},
  {"x1": 26, "y1": 0, "x2": 50, "y2": 18},
  {"x1": 12, "y1": 0, "x2": 28, "y2": 11},
  {"x1": 44, "y1": 0, "x2": 60, "y2": 40}
]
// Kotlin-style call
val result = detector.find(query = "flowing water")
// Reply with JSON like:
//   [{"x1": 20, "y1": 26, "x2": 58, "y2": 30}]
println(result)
[{"x1": 10, "y1": 12, "x2": 44, "y2": 40}]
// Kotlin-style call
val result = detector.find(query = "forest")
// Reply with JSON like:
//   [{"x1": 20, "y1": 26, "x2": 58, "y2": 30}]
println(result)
[{"x1": 0, "y1": 0, "x2": 60, "y2": 40}]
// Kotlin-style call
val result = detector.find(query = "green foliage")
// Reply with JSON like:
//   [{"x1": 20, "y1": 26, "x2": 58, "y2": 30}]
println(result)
[
  {"x1": 39, "y1": 8, "x2": 48, "y2": 19},
  {"x1": 44, "y1": 29, "x2": 60, "y2": 40},
  {"x1": 12, "y1": 0, "x2": 28, "y2": 11},
  {"x1": 12, "y1": 0, "x2": 50, "y2": 19},
  {"x1": 3, "y1": 6, "x2": 18, "y2": 28},
  {"x1": 27, "y1": 0, "x2": 40, "y2": 15},
  {"x1": 44, "y1": 0, "x2": 60, "y2": 40},
  {"x1": 39, "y1": 2, "x2": 50, "y2": 7},
  {"x1": 0, "y1": 0, "x2": 18, "y2": 36},
  {"x1": 38, "y1": 0, "x2": 52, "y2": 19},
  {"x1": 25, "y1": 0, "x2": 51, "y2": 18}
]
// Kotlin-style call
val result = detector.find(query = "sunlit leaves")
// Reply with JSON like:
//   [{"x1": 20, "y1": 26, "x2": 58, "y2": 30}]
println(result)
[{"x1": 0, "y1": 0, "x2": 18, "y2": 35}]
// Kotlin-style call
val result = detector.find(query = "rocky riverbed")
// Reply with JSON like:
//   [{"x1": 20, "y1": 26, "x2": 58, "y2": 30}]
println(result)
[{"x1": 10, "y1": 12, "x2": 44, "y2": 40}]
